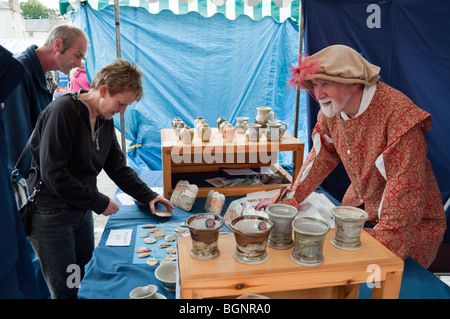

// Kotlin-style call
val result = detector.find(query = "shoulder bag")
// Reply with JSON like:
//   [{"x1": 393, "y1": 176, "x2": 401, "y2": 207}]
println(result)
[{"x1": 11, "y1": 134, "x2": 42, "y2": 236}]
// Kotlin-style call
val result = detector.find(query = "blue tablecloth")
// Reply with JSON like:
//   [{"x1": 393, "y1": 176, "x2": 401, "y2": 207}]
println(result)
[{"x1": 78, "y1": 170, "x2": 450, "y2": 299}]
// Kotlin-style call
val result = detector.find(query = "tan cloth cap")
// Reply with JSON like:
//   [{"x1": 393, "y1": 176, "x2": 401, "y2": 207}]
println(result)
[{"x1": 290, "y1": 45, "x2": 381, "y2": 91}]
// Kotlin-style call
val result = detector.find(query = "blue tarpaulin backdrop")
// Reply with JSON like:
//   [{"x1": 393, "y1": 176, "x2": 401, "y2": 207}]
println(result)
[
  {"x1": 302, "y1": 0, "x2": 450, "y2": 239},
  {"x1": 72, "y1": 4, "x2": 306, "y2": 172}
]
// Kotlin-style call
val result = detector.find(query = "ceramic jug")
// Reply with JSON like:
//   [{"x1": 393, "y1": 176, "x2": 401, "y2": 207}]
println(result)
[
  {"x1": 254, "y1": 106, "x2": 275, "y2": 127},
  {"x1": 216, "y1": 116, "x2": 227, "y2": 129},
  {"x1": 200, "y1": 123, "x2": 212, "y2": 142},
  {"x1": 175, "y1": 121, "x2": 186, "y2": 138},
  {"x1": 222, "y1": 124, "x2": 236, "y2": 142},
  {"x1": 235, "y1": 117, "x2": 249, "y2": 133},
  {"x1": 245, "y1": 123, "x2": 262, "y2": 141},
  {"x1": 180, "y1": 126, "x2": 194, "y2": 144},
  {"x1": 265, "y1": 121, "x2": 287, "y2": 141},
  {"x1": 219, "y1": 120, "x2": 230, "y2": 135},
  {"x1": 172, "y1": 117, "x2": 182, "y2": 130},
  {"x1": 194, "y1": 117, "x2": 205, "y2": 133},
  {"x1": 194, "y1": 116, "x2": 205, "y2": 127}
]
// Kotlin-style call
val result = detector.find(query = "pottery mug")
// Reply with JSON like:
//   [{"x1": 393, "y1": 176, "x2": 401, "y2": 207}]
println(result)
[
  {"x1": 186, "y1": 213, "x2": 225, "y2": 260},
  {"x1": 331, "y1": 206, "x2": 368, "y2": 250},
  {"x1": 291, "y1": 217, "x2": 330, "y2": 267},
  {"x1": 265, "y1": 121, "x2": 287, "y2": 141},
  {"x1": 235, "y1": 117, "x2": 249, "y2": 133},
  {"x1": 255, "y1": 106, "x2": 275, "y2": 127},
  {"x1": 245, "y1": 123, "x2": 262, "y2": 141}
]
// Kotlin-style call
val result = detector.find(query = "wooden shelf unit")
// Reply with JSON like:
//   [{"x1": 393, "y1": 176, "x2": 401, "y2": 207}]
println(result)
[{"x1": 161, "y1": 128, "x2": 304, "y2": 198}]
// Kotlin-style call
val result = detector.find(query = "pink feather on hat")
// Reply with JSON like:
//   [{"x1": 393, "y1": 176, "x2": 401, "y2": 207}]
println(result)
[{"x1": 288, "y1": 53, "x2": 320, "y2": 100}]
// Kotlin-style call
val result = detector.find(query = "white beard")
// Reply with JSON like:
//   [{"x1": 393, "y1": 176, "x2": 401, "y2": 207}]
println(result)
[{"x1": 318, "y1": 98, "x2": 344, "y2": 118}]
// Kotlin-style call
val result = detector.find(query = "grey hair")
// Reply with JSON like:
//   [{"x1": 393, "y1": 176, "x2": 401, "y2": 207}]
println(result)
[{"x1": 43, "y1": 24, "x2": 89, "y2": 54}]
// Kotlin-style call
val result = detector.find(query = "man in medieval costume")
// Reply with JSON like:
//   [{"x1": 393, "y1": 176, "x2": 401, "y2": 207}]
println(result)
[{"x1": 257, "y1": 44, "x2": 446, "y2": 268}]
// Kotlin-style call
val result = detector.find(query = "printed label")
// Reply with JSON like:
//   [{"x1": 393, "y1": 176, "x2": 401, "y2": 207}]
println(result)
[{"x1": 205, "y1": 218, "x2": 216, "y2": 229}]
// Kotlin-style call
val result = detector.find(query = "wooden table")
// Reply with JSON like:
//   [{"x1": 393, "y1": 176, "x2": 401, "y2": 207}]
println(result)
[
  {"x1": 161, "y1": 128, "x2": 304, "y2": 198},
  {"x1": 176, "y1": 230, "x2": 404, "y2": 299}
]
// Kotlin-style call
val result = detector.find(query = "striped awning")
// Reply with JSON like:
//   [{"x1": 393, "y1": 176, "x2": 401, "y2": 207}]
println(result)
[{"x1": 59, "y1": 0, "x2": 300, "y2": 23}]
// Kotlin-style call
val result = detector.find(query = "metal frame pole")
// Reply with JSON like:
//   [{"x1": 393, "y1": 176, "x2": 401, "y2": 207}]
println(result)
[{"x1": 114, "y1": 0, "x2": 127, "y2": 162}]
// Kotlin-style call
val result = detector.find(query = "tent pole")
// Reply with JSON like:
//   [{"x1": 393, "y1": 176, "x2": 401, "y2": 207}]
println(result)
[
  {"x1": 114, "y1": 0, "x2": 127, "y2": 163},
  {"x1": 293, "y1": 2, "x2": 304, "y2": 139}
]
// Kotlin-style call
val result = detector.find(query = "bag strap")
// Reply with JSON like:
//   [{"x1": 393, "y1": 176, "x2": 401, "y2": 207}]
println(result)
[{"x1": 12, "y1": 132, "x2": 33, "y2": 177}]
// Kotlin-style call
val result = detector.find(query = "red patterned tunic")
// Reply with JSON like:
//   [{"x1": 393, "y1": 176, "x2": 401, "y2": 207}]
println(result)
[{"x1": 277, "y1": 82, "x2": 446, "y2": 268}]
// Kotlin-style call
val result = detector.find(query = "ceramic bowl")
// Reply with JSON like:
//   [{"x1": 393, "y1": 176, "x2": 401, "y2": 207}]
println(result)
[
  {"x1": 129, "y1": 284, "x2": 158, "y2": 299},
  {"x1": 155, "y1": 262, "x2": 177, "y2": 292}
]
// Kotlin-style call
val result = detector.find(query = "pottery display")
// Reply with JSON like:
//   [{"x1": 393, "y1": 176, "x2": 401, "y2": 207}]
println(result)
[
  {"x1": 331, "y1": 206, "x2": 368, "y2": 251},
  {"x1": 216, "y1": 116, "x2": 227, "y2": 129},
  {"x1": 180, "y1": 126, "x2": 194, "y2": 144},
  {"x1": 204, "y1": 190, "x2": 225, "y2": 215},
  {"x1": 230, "y1": 215, "x2": 274, "y2": 264},
  {"x1": 186, "y1": 213, "x2": 224, "y2": 260},
  {"x1": 199, "y1": 123, "x2": 212, "y2": 142},
  {"x1": 170, "y1": 180, "x2": 198, "y2": 211},
  {"x1": 266, "y1": 204, "x2": 298, "y2": 249},
  {"x1": 235, "y1": 117, "x2": 249, "y2": 133},
  {"x1": 245, "y1": 123, "x2": 262, "y2": 141},
  {"x1": 254, "y1": 106, "x2": 275, "y2": 127},
  {"x1": 291, "y1": 217, "x2": 330, "y2": 267},
  {"x1": 265, "y1": 121, "x2": 287, "y2": 141}
]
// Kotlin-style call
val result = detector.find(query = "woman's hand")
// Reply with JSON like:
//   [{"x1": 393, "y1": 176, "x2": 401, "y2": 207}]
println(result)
[
  {"x1": 101, "y1": 198, "x2": 120, "y2": 216},
  {"x1": 149, "y1": 195, "x2": 175, "y2": 215}
]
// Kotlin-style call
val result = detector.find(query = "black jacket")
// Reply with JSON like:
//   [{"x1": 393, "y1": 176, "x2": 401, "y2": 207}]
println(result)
[{"x1": 28, "y1": 92, "x2": 158, "y2": 214}]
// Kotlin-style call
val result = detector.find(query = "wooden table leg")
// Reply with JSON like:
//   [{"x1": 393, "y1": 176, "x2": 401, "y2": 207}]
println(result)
[
  {"x1": 292, "y1": 146, "x2": 304, "y2": 185},
  {"x1": 371, "y1": 271, "x2": 403, "y2": 299},
  {"x1": 162, "y1": 148, "x2": 172, "y2": 199},
  {"x1": 337, "y1": 283, "x2": 360, "y2": 299}
]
